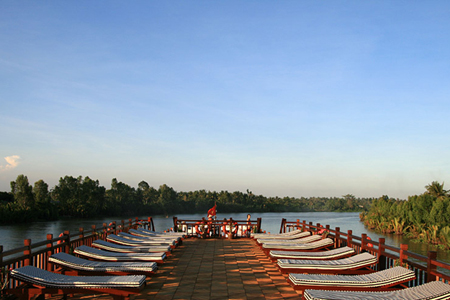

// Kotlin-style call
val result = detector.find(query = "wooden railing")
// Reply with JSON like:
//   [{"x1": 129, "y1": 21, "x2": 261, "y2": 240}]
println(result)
[
  {"x1": 280, "y1": 218, "x2": 450, "y2": 286},
  {"x1": 173, "y1": 217, "x2": 262, "y2": 239},
  {"x1": 0, "y1": 217, "x2": 155, "y2": 293}
]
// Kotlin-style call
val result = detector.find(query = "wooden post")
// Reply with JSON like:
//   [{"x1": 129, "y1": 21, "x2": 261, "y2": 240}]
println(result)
[
  {"x1": 0, "y1": 245, "x2": 3, "y2": 271},
  {"x1": 256, "y1": 218, "x2": 262, "y2": 233},
  {"x1": 148, "y1": 217, "x2": 155, "y2": 231},
  {"x1": 91, "y1": 225, "x2": 96, "y2": 242},
  {"x1": 229, "y1": 218, "x2": 233, "y2": 239},
  {"x1": 378, "y1": 238, "x2": 386, "y2": 271},
  {"x1": 279, "y1": 218, "x2": 286, "y2": 233},
  {"x1": 399, "y1": 243, "x2": 408, "y2": 265},
  {"x1": 102, "y1": 223, "x2": 107, "y2": 239},
  {"x1": 335, "y1": 227, "x2": 340, "y2": 248},
  {"x1": 64, "y1": 230, "x2": 70, "y2": 254},
  {"x1": 361, "y1": 233, "x2": 367, "y2": 251},
  {"x1": 316, "y1": 223, "x2": 321, "y2": 234},
  {"x1": 128, "y1": 219, "x2": 132, "y2": 231},
  {"x1": 173, "y1": 217, "x2": 178, "y2": 232},
  {"x1": 121, "y1": 220, "x2": 125, "y2": 232},
  {"x1": 302, "y1": 220, "x2": 306, "y2": 232},
  {"x1": 24, "y1": 239, "x2": 31, "y2": 266},
  {"x1": 46, "y1": 234, "x2": 53, "y2": 271},
  {"x1": 426, "y1": 251, "x2": 437, "y2": 282},
  {"x1": 296, "y1": 219, "x2": 300, "y2": 230},
  {"x1": 347, "y1": 230, "x2": 353, "y2": 248},
  {"x1": 79, "y1": 227, "x2": 84, "y2": 246}
]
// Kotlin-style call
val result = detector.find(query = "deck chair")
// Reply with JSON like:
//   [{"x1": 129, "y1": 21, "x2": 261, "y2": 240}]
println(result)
[
  {"x1": 303, "y1": 280, "x2": 450, "y2": 300},
  {"x1": 277, "y1": 252, "x2": 377, "y2": 274},
  {"x1": 118, "y1": 231, "x2": 179, "y2": 244},
  {"x1": 9, "y1": 265, "x2": 146, "y2": 300},
  {"x1": 251, "y1": 229, "x2": 304, "y2": 239},
  {"x1": 262, "y1": 238, "x2": 334, "y2": 254},
  {"x1": 107, "y1": 234, "x2": 175, "y2": 248},
  {"x1": 289, "y1": 266, "x2": 415, "y2": 291},
  {"x1": 130, "y1": 228, "x2": 183, "y2": 241},
  {"x1": 270, "y1": 246, "x2": 355, "y2": 261},
  {"x1": 256, "y1": 231, "x2": 311, "y2": 243},
  {"x1": 74, "y1": 245, "x2": 166, "y2": 263},
  {"x1": 92, "y1": 239, "x2": 172, "y2": 255},
  {"x1": 259, "y1": 234, "x2": 321, "y2": 245},
  {"x1": 49, "y1": 252, "x2": 158, "y2": 276},
  {"x1": 137, "y1": 227, "x2": 185, "y2": 238}
]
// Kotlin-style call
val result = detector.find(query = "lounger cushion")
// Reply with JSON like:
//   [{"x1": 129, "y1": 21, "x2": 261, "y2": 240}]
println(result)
[
  {"x1": 93, "y1": 239, "x2": 171, "y2": 253},
  {"x1": 303, "y1": 280, "x2": 450, "y2": 300},
  {"x1": 262, "y1": 238, "x2": 334, "y2": 250},
  {"x1": 107, "y1": 234, "x2": 174, "y2": 246},
  {"x1": 49, "y1": 252, "x2": 158, "y2": 272},
  {"x1": 11, "y1": 265, "x2": 146, "y2": 289},
  {"x1": 74, "y1": 245, "x2": 166, "y2": 262},
  {"x1": 271, "y1": 246, "x2": 355, "y2": 260},
  {"x1": 278, "y1": 252, "x2": 377, "y2": 270},
  {"x1": 259, "y1": 235, "x2": 321, "y2": 245},
  {"x1": 290, "y1": 266, "x2": 415, "y2": 288}
]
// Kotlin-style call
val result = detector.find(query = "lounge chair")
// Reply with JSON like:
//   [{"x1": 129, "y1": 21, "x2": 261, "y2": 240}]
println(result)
[
  {"x1": 74, "y1": 245, "x2": 166, "y2": 263},
  {"x1": 303, "y1": 280, "x2": 450, "y2": 300},
  {"x1": 92, "y1": 239, "x2": 172, "y2": 255},
  {"x1": 49, "y1": 252, "x2": 158, "y2": 275},
  {"x1": 9, "y1": 265, "x2": 146, "y2": 300},
  {"x1": 118, "y1": 231, "x2": 179, "y2": 244},
  {"x1": 107, "y1": 234, "x2": 175, "y2": 248},
  {"x1": 129, "y1": 228, "x2": 183, "y2": 241},
  {"x1": 256, "y1": 231, "x2": 311, "y2": 243},
  {"x1": 137, "y1": 227, "x2": 185, "y2": 238},
  {"x1": 259, "y1": 234, "x2": 321, "y2": 245},
  {"x1": 251, "y1": 229, "x2": 304, "y2": 239},
  {"x1": 270, "y1": 246, "x2": 355, "y2": 261},
  {"x1": 277, "y1": 252, "x2": 377, "y2": 274},
  {"x1": 262, "y1": 238, "x2": 334, "y2": 253},
  {"x1": 289, "y1": 266, "x2": 415, "y2": 291}
]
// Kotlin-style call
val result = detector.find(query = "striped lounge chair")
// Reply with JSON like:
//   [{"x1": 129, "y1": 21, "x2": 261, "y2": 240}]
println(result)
[
  {"x1": 252, "y1": 229, "x2": 305, "y2": 239},
  {"x1": 270, "y1": 246, "x2": 355, "y2": 261},
  {"x1": 303, "y1": 280, "x2": 450, "y2": 300},
  {"x1": 136, "y1": 227, "x2": 185, "y2": 238},
  {"x1": 118, "y1": 232, "x2": 179, "y2": 244},
  {"x1": 74, "y1": 245, "x2": 166, "y2": 263},
  {"x1": 259, "y1": 234, "x2": 322, "y2": 245},
  {"x1": 107, "y1": 234, "x2": 175, "y2": 248},
  {"x1": 92, "y1": 239, "x2": 172, "y2": 255},
  {"x1": 49, "y1": 252, "x2": 158, "y2": 275},
  {"x1": 256, "y1": 231, "x2": 312, "y2": 244},
  {"x1": 277, "y1": 252, "x2": 377, "y2": 274},
  {"x1": 9, "y1": 265, "x2": 146, "y2": 300},
  {"x1": 262, "y1": 238, "x2": 335, "y2": 254},
  {"x1": 289, "y1": 266, "x2": 415, "y2": 291},
  {"x1": 129, "y1": 228, "x2": 184, "y2": 241}
]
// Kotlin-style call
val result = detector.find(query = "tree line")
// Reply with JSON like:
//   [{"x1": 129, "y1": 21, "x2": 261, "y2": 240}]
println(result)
[
  {"x1": 0, "y1": 174, "x2": 373, "y2": 224},
  {"x1": 360, "y1": 181, "x2": 450, "y2": 249}
]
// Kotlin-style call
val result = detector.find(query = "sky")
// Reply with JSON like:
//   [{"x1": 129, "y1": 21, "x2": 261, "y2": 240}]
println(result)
[{"x1": 1, "y1": 1, "x2": 449, "y2": 199}]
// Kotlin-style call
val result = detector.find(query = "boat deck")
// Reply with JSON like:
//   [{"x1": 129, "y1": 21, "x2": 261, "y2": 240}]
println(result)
[{"x1": 57, "y1": 238, "x2": 301, "y2": 300}]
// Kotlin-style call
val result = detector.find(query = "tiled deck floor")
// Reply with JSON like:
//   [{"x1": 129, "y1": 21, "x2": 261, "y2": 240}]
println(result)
[{"x1": 137, "y1": 238, "x2": 301, "y2": 300}]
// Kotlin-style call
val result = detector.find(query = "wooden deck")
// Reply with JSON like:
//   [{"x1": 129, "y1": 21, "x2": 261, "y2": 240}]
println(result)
[{"x1": 57, "y1": 238, "x2": 301, "y2": 300}]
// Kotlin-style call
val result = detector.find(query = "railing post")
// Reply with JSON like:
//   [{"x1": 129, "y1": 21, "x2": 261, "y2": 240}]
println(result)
[
  {"x1": 24, "y1": 239, "x2": 31, "y2": 266},
  {"x1": 229, "y1": 218, "x2": 234, "y2": 239},
  {"x1": 296, "y1": 219, "x2": 300, "y2": 230},
  {"x1": 121, "y1": 220, "x2": 125, "y2": 232},
  {"x1": 302, "y1": 220, "x2": 306, "y2": 232},
  {"x1": 173, "y1": 217, "x2": 178, "y2": 232},
  {"x1": 0, "y1": 245, "x2": 3, "y2": 269},
  {"x1": 149, "y1": 217, "x2": 155, "y2": 231},
  {"x1": 335, "y1": 227, "x2": 340, "y2": 248},
  {"x1": 112, "y1": 222, "x2": 117, "y2": 235},
  {"x1": 46, "y1": 234, "x2": 53, "y2": 271},
  {"x1": 256, "y1": 218, "x2": 262, "y2": 233},
  {"x1": 400, "y1": 243, "x2": 408, "y2": 265},
  {"x1": 426, "y1": 251, "x2": 437, "y2": 282},
  {"x1": 361, "y1": 233, "x2": 367, "y2": 251},
  {"x1": 378, "y1": 238, "x2": 386, "y2": 271},
  {"x1": 128, "y1": 218, "x2": 132, "y2": 231},
  {"x1": 280, "y1": 218, "x2": 286, "y2": 233},
  {"x1": 91, "y1": 225, "x2": 97, "y2": 242},
  {"x1": 103, "y1": 223, "x2": 107, "y2": 239},
  {"x1": 64, "y1": 230, "x2": 70, "y2": 254},
  {"x1": 347, "y1": 230, "x2": 353, "y2": 249},
  {"x1": 79, "y1": 227, "x2": 84, "y2": 246}
]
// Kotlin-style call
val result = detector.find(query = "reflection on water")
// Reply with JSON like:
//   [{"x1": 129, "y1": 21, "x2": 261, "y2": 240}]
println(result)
[{"x1": 1, "y1": 212, "x2": 449, "y2": 264}]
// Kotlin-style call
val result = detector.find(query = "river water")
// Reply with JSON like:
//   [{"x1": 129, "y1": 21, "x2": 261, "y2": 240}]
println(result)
[{"x1": 1, "y1": 211, "x2": 449, "y2": 263}]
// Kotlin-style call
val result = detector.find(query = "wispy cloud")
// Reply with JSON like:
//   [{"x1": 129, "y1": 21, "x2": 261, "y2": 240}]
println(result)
[{"x1": 0, "y1": 155, "x2": 21, "y2": 171}]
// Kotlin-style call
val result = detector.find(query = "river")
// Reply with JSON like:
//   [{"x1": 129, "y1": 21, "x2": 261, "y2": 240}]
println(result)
[{"x1": 1, "y1": 211, "x2": 449, "y2": 263}]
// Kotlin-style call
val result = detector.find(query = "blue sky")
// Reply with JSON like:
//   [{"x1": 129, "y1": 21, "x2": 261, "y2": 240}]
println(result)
[{"x1": 1, "y1": 1, "x2": 449, "y2": 199}]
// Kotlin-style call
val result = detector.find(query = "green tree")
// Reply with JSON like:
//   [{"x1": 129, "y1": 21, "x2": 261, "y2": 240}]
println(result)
[
  {"x1": 425, "y1": 181, "x2": 448, "y2": 200},
  {"x1": 10, "y1": 174, "x2": 34, "y2": 208}
]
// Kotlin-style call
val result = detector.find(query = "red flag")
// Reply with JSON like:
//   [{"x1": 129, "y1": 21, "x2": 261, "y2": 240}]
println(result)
[{"x1": 207, "y1": 203, "x2": 217, "y2": 217}]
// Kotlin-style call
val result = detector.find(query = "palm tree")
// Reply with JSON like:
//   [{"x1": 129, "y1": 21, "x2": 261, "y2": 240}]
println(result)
[{"x1": 425, "y1": 181, "x2": 448, "y2": 200}]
